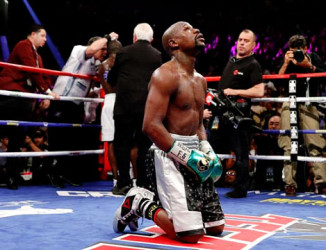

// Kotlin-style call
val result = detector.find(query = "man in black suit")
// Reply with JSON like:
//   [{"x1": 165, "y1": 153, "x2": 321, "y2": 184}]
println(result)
[{"x1": 108, "y1": 23, "x2": 162, "y2": 195}]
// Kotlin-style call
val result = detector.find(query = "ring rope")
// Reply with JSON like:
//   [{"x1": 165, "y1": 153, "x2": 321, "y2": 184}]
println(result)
[
  {"x1": 0, "y1": 149, "x2": 104, "y2": 158},
  {"x1": 0, "y1": 61, "x2": 98, "y2": 81},
  {"x1": 2, "y1": 61, "x2": 324, "y2": 84},
  {"x1": 0, "y1": 90, "x2": 104, "y2": 103},
  {"x1": 1, "y1": 62, "x2": 325, "y2": 104},
  {"x1": 2, "y1": 150, "x2": 324, "y2": 163},
  {"x1": 1, "y1": 89, "x2": 325, "y2": 104},
  {"x1": 0, "y1": 64, "x2": 104, "y2": 161},
  {"x1": 0, "y1": 120, "x2": 101, "y2": 128},
  {"x1": 205, "y1": 72, "x2": 326, "y2": 82},
  {"x1": 0, "y1": 63, "x2": 325, "y2": 166},
  {"x1": 251, "y1": 96, "x2": 326, "y2": 103},
  {"x1": 262, "y1": 129, "x2": 326, "y2": 135},
  {"x1": 218, "y1": 154, "x2": 326, "y2": 163}
]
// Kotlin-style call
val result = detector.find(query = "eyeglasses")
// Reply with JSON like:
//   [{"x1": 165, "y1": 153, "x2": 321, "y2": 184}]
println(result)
[{"x1": 226, "y1": 171, "x2": 236, "y2": 176}]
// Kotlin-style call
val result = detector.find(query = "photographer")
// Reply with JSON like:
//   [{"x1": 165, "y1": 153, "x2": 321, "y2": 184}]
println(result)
[
  {"x1": 23, "y1": 129, "x2": 64, "y2": 188},
  {"x1": 278, "y1": 34, "x2": 326, "y2": 196},
  {"x1": 209, "y1": 29, "x2": 264, "y2": 198}
]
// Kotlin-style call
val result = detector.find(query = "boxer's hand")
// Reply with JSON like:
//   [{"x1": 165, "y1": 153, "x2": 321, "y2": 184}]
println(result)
[
  {"x1": 104, "y1": 32, "x2": 119, "y2": 41},
  {"x1": 209, "y1": 159, "x2": 223, "y2": 182},
  {"x1": 199, "y1": 140, "x2": 222, "y2": 182},
  {"x1": 167, "y1": 140, "x2": 214, "y2": 182}
]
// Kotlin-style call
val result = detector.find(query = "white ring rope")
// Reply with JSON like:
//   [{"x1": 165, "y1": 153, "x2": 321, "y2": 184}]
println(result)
[
  {"x1": 251, "y1": 96, "x2": 326, "y2": 103},
  {"x1": 1, "y1": 150, "x2": 324, "y2": 163},
  {"x1": 218, "y1": 154, "x2": 326, "y2": 163},
  {"x1": 1, "y1": 89, "x2": 325, "y2": 104},
  {"x1": 0, "y1": 73, "x2": 324, "y2": 164},
  {"x1": 0, "y1": 149, "x2": 104, "y2": 157},
  {"x1": 0, "y1": 90, "x2": 103, "y2": 103}
]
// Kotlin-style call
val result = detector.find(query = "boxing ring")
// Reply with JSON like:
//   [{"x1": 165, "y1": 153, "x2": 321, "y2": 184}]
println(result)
[
  {"x1": 1, "y1": 62, "x2": 326, "y2": 250},
  {"x1": 0, "y1": 61, "x2": 325, "y2": 174},
  {"x1": 0, "y1": 61, "x2": 114, "y2": 182},
  {"x1": 206, "y1": 74, "x2": 326, "y2": 164}
]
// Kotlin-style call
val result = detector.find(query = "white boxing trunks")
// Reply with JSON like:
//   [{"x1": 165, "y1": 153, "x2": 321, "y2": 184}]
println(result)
[
  {"x1": 147, "y1": 134, "x2": 225, "y2": 237},
  {"x1": 101, "y1": 93, "x2": 116, "y2": 142}
]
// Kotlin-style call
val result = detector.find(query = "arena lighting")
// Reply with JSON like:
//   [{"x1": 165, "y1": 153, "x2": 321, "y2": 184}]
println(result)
[
  {"x1": 22, "y1": 0, "x2": 65, "y2": 68},
  {"x1": 204, "y1": 36, "x2": 218, "y2": 53},
  {"x1": 0, "y1": 0, "x2": 9, "y2": 61},
  {"x1": 0, "y1": 35, "x2": 9, "y2": 61},
  {"x1": 203, "y1": 33, "x2": 317, "y2": 62},
  {"x1": 0, "y1": 0, "x2": 8, "y2": 35}
]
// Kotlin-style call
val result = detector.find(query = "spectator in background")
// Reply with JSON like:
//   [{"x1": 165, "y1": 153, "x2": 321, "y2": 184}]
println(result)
[
  {"x1": 107, "y1": 23, "x2": 162, "y2": 194},
  {"x1": 97, "y1": 39, "x2": 122, "y2": 189},
  {"x1": 306, "y1": 163, "x2": 318, "y2": 193},
  {"x1": 253, "y1": 113, "x2": 283, "y2": 190},
  {"x1": 47, "y1": 32, "x2": 118, "y2": 185},
  {"x1": 213, "y1": 29, "x2": 264, "y2": 198},
  {"x1": 0, "y1": 24, "x2": 58, "y2": 109},
  {"x1": 0, "y1": 134, "x2": 10, "y2": 188},
  {"x1": 0, "y1": 24, "x2": 59, "y2": 189},
  {"x1": 224, "y1": 168, "x2": 237, "y2": 188},
  {"x1": 97, "y1": 39, "x2": 138, "y2": 190},
  {"x1": 251, "y1": 101, "x2": 267, "y2": 128},
  {"x1": 219, "y1": 150, "x2": 236, "y2": 188},
  {"x1": 259, "y1": 101, "x2": 277, "y2": 128},
  {"x1": 278, "y1": 34, "x2": 326, "y2": 196},
  {"x1": 225, "y1": 150, "x2": 236, "y2": 170},
  {"x1": 23, "y1": 129, "x2": 64, "y2": 187},
  {"x1": 251, "y1": 71, "x2": 279, "y2": 129},
  {"x1": 0, "y1": 135, "x2": 8, "y2": 167}
]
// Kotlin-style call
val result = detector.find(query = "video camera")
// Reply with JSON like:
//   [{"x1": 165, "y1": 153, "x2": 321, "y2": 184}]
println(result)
[{"x1": 205, "y1": 88, "x2": 253, "y2": 129}]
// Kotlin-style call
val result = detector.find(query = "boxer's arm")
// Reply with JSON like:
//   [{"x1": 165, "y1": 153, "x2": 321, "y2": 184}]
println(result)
[{"x1": 143, "y1": 67, "x2": 177, "y2": 151}]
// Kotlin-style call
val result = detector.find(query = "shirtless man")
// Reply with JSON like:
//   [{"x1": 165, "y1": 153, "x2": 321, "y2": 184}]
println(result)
[{"x1": 113, "y1": 21, "x2": 224, "y2": 243}]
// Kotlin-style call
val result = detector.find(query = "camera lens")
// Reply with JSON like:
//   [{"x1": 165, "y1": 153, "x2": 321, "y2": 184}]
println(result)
[{"x1": 293, "y1": 50, "x2": 304, "y2": 62}]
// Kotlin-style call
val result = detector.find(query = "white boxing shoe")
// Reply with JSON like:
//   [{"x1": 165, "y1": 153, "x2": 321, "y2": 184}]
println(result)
[{"x1": 113, "y1": 187, "x2": 155, "y2": 233}]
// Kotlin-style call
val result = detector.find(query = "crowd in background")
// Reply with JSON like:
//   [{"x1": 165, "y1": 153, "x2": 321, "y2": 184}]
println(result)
[
  {"x1": 0, "y1": 21, "x2": 325, "y2": 193},
  {"x1": 197, "y1": 26, "x2": 326, "y2": 78}
]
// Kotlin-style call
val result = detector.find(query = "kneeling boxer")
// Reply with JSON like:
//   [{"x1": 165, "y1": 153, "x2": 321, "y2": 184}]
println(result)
[{"x1": 112, "y1": 21, "x2": 225, "y2": 244}]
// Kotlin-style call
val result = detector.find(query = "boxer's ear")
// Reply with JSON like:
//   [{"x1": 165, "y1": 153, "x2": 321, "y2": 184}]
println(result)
[{"x1": 168, "y1": 39, "x2": 179, "y2": 50}]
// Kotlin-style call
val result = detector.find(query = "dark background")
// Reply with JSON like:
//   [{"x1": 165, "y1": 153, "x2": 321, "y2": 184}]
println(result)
[{"x1": 1, "y1": 0, "x2": 325, "y2": 75}]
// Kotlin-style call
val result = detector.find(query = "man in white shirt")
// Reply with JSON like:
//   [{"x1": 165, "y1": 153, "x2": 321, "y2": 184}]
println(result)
[{"x1": 47, "y1": 32, "x2": 118, "y2": 186}]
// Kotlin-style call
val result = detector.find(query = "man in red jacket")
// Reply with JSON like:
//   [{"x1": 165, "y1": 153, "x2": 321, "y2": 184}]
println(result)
[
  {"x1": 0, "y1": 24, "x2": 58, "y2": 189},
  {"x1": 0, "y1": 24, "x2": 58, "y2": 115}
]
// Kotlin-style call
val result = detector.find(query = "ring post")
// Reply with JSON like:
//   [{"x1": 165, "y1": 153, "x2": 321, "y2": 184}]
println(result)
[{"x1": 289, "y1": 75, "x2": 298, "y2": 163}]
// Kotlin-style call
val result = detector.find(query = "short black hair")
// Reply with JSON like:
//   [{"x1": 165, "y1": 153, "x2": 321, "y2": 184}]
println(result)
[
  {"x1": 288, "y1": 35, "x2": 307, "y2": 49},
  {"x1": 0, "y1": 134, "x2": 8, "y2": 140},
  {"x1": 108, "y1": 39, "x2": 122, "y2": 55},
  {"x1": 33, "y1": 129, "x2": 47, "y2": 140},
  {"x1": 28, "y1": 24, "x2": 45, "y2": 35},
  {"x1": 262, "y1": 111, "x2": 281, "y2": 129}
]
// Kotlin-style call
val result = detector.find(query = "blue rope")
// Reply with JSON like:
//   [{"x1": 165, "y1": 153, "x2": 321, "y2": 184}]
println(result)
[
  {"x1": 263, "y1": 129, "x2": 326, "y2": 134},
  {"x1": 0, "y1": 35, "x2": 9, "y2": 61}
]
